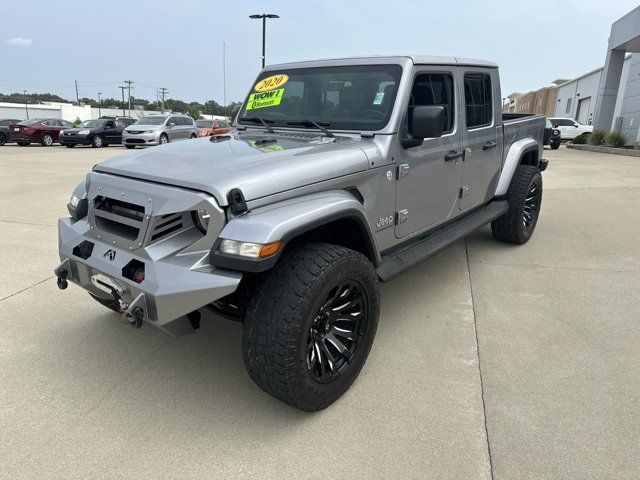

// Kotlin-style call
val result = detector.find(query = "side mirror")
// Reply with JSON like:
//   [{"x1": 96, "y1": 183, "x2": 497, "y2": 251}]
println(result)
[
  {"x1": 231, "y1": 105, "x2": 241, "y2": 123},
  {"x1": 168, "y1": 122, "x2": 175, "y2": 127},
  {"x1": 402, "y1": 105, "x2": 444, "y2": 148}
]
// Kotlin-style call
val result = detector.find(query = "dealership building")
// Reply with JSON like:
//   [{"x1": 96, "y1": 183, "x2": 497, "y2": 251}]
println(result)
[{"x1": 505, "y1": 6, "x2": 640, "y2": 143}]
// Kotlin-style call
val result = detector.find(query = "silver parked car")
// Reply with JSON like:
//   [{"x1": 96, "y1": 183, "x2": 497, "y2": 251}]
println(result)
[{"x1": 122, "y1": 114, "x2": 197, "y2": 149}]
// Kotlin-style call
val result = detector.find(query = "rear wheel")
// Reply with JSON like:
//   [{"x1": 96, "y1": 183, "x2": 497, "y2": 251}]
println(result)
[
  {"x1": 243, "y1": 243, "x2": 380, "y2": 411},
  {"x1": 41, "y1": 133, "x2": 53, "y2": 146},
  {"x1": 551, "y1": 142, "x2": 560, "y2": 150},
  {"x1": 91, "y1": 135, "x2": 103, "y2": 148},
  {"x1": 492, "y1": 165, "x2": 542, "y2": 244},
  {"x1": 0, "y1": 133, "x2": 6, "y2": 146},
  {"x1": 190, "y1": 133, "x2": 197, "y2": 139}
]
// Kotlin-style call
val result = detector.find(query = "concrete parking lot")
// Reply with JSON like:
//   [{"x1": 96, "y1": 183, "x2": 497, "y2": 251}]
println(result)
[{"x1": 0, "y1": 144, "x2": 638, "y2": 479}]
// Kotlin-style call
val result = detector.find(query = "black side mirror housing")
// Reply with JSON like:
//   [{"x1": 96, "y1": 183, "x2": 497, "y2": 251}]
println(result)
[
  {"x1": 231, "y1": 105, "x2": 241, "y2": 123},
  {"x1": 402, "y1": 105, "x2": 444, "y2": 148}
]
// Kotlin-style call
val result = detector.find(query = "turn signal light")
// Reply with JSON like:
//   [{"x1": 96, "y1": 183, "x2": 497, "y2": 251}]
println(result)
[{"x1": 219, "y1": 239, "x2": 282, "y2": 259}]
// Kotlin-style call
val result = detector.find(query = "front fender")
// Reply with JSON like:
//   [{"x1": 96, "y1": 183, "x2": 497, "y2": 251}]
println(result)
[
  {"x1": 495, "y1": 137, "x2": 539, "y2": 196},
  {"x1": 210, "y1": 190, "x2": 377, "y2": 272}
]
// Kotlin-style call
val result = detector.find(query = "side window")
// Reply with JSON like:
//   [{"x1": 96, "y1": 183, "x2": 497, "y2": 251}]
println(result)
[
  {"x1": 410, "y1": 73, "x2": 455, "y2": 133},
  {"x1": 62, "y1": 121, "x2": 74, "y2": 128},
  {"x1": 464, "y1": 73, "x2": 492, "y2": 129},
  {"x1": 175, "y1": 117, "x2": 186, "y2": 126},
  {"x1": 183, "y1": 117, "x2": 193, "y2": 126},
  {"x1": 115, "y1": 121, "x2": 124, "y2": 129}
]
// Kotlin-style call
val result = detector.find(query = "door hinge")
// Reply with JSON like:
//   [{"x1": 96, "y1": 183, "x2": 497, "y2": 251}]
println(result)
[
  {"x1": 397, "y1": 164, "x2": 410, "y2": 180},
  {"x1": 396, "y1": 209, "x2": 409, "y2": 224},
  {"x1": 459, "y1": 186, "x2": 470, "y2": 199}
]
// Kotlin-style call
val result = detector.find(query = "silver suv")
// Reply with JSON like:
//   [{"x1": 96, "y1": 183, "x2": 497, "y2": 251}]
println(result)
[{"x1": 122, "y1": 114, "x2": 197, "y2": 149}]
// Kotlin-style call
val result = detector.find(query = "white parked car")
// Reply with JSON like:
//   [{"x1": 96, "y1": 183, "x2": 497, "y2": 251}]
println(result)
[{"x1": 548, "y1": 117, "x2": 593, "y2": 141}]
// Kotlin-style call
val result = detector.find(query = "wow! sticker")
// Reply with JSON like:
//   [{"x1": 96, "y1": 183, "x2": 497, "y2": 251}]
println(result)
[
  {"x1": 246, "y1": 88, "x2": 284, "y2": 110},
  {"x1": 254, "y1": 74, "x2": 289, "y2": 92}
]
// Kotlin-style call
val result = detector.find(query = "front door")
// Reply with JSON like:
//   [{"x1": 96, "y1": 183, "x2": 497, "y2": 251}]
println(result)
[
  {"x1": 395, "y1": 67, "x2": 463, "y2": 238},
  {"x1": 458, "y1": 69, "x2": 502, "y2": 211}
]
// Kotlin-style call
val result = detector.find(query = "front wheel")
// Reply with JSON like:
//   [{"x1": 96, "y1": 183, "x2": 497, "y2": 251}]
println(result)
[
  {"x1": 41, "y1": 133, "x2": 54, "y2": 146},
  {"x1": 91, "y1": 135, "x2": 103, "y2": 148},
  {"x1": 243, "y1": 243, "x2": 380, "y2": 411},
  {"x1": 0, "y1": 133, "x2": 6, "y2": 146},
  {"x1": 492, "y1": 165, "x2": 542, "y2": 244},
  {"x1": 159, "y1": 134, "x2": 168, "y2": 145}
]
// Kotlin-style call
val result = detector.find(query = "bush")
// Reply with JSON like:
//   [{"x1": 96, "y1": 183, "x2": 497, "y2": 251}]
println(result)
[
  {"x1": 572, "y1": 133, "x2": 590, "y2": 144},
  {"x1": 73, "y1": 117, "x2": 81, "y2": 125},
  {"x1": 606, "y1": 131, "x2": 627, "y2": 148},
  {"x1": 589, "y1": 129, "x2": 607, "y2": 146}
]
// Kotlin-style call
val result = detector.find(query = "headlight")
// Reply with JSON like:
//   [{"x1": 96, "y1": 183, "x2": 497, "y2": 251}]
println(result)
[
  {"x1": 219, "y1": 239, "x2": 282, "y2": 258},
  {"x1": 78, "y1": 129, "x2": 90, "y2": 135},
  {"x1": 192, "y1": 209, "x2": 211, "y2": 233}
]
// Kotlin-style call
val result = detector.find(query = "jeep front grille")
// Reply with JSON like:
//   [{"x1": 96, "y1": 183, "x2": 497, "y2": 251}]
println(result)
[
  {"x1": 150, "y1": 213, "x2": 185, "y2": 241},
  {"x1": 93, "y1": 196, "x2": 144, "y2": 241}
]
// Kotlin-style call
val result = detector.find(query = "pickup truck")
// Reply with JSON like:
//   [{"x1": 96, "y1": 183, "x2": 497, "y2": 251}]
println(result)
[{"x1": 55, "y1": 55, "x2": 547, "y2": 411}]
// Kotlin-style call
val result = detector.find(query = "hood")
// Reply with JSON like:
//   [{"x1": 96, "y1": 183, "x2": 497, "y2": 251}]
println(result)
[
  {"x1": 125, "y1": 123, "x2": 163, "y2": 131},
  {"x1": 93, "y1": 132, "x2": 371, "y2": 205},
  {"x1": 64, "y1": 127, "x2": 94, "y2": 134}
]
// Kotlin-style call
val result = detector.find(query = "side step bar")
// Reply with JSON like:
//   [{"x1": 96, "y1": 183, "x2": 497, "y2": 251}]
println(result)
[{"x1": 376, "y1": 200, "x2": 508, "y2": 281}]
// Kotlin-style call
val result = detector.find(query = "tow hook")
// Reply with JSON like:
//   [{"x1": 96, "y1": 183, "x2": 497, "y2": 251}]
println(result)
[
  {"x1": 129, "y1": 307, "x2": 144, "y2": 329},
  {"x1": 56, "y1": 270, "x2": 68, "y2": 290},
  {"x1": 118, "y1": 292, "x2": 146, "y2": 329}
]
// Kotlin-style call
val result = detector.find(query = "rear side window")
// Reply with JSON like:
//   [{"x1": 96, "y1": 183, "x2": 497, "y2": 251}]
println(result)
[
  {"x1": 182, "y1": 117, "x2": 193, "y2": 126},
  {"x1": 464, "y1": 73, "x2": 492, "y2": 129},
  {"x1": 410, "y1": 73, "x2": 455, "y2": 133}
]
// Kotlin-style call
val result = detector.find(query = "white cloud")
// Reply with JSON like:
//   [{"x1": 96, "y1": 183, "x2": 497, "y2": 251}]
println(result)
[{"x1": 6, "y1": 37, "x2": 33, "y2": 48}]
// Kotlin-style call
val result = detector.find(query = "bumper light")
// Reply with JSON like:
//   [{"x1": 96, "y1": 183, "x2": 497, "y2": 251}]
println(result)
[{"x1": 219, "y1": 239, "x2": 282, "y2": 258}]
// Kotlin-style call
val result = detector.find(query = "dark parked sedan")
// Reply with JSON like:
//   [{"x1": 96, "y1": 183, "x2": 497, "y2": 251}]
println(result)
[
  {"x1": 544, "y1": 118, "x2": 561, "y2": 150},
  {"x1": 60, "y1": 118, "x2": 126, "y2": 148},
  {"x1": 8, "y1": 118, "x2": 75, "y2": 146},
  {"x1": 0, "y1": 118, "x2": 22, "y2": 146}
]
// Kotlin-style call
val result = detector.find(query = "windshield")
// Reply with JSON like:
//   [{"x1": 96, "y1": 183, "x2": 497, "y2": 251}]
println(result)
[
  {"x1": 135, "y1": 116, "x2": 166, "y2": 125},
  {"x1": 545, "y1": 119, "x2": 552, "y2": 128},
  {"x1": 79, "y1": 120, "x2": 104, "y2": 128},
  {"x1": 238, "y1": 65, "x2": 403, "y2": 131},
  {"x1": 196, "y1": 120, "x2": 213, "y2": 128}
]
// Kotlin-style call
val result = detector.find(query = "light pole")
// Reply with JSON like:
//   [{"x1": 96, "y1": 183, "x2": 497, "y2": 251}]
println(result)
[
  {"x1": 23, "y1": 89, "x2": 29, "y2": 119},
  {"x1": 249, "y1": 14, "x2": 279, "y2": 68},
  {"x1": 98, "y1": 92, "x2": 102, "y2": 117}
]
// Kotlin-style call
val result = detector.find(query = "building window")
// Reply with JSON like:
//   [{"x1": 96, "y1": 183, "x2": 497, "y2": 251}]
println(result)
[{"x1": 565, "y1": 97, "x2": 573, "y2": 114}]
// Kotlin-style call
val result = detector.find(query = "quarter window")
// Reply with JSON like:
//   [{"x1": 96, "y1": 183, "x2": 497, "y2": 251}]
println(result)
[
  {"x1": 410, "y1": 73, "x2": 455, "y2": 133},
  {"x1": 464, "y1": 73, "x2": 493, "y2": 129}
]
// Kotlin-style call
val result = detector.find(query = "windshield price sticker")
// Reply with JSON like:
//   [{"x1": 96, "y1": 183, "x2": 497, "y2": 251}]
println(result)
[
  {"x1": 254, "y1": 74, "x2": 289, "y2": 92},
  {"x1": 246, "y1": 88, "x2": 284, "y2": 110}
]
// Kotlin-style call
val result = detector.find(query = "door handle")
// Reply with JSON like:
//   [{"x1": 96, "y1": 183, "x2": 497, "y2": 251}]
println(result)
[
  {"x1": 444, "y1": 151, "x2": 464, "y2": 161},
  {"x1": 482, "y1": 141, "x2": 497, "y2": 151}
]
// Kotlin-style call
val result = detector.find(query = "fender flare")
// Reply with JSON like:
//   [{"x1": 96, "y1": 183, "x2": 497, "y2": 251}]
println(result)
[
  {"x1": 494, "y1": 138, "x2": 539, "y2": 196},
  {"x1": 209, "y1": 190, "x2": 378, "y2": 272}
]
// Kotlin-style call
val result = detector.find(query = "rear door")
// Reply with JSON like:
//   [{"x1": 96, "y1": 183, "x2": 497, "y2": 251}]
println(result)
[
  {"x1": 395, "y1": 66, "x2": 464, "y2": 238},
  {"x1": 458, "y1": 69, "x2": 502, "y2": 211},
  {"x1": 167, "y1": 116, "x2": 180, "y2": 141}
]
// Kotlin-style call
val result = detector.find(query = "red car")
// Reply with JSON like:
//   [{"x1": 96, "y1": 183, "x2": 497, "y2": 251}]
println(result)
[
  {"x1": 195, "y1": 118, "x2": 231, "y2": 137},
  {"x1": 8, "y1": 118, "x2": 76, "y2": 146}
]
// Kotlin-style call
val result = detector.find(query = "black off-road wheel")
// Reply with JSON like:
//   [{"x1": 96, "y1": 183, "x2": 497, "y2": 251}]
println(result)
[
  {"x1": 243, "y1": 243, "x2": 380, "y2": 411},
  {"x1": 492, "y1": 165, "x2": 542, "y2": 244},
  {"x1": 88, "y1": 293, "x2": 121, "y2": 313}
]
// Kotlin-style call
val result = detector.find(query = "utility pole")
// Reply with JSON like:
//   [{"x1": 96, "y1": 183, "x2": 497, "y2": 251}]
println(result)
[
  {"x1": 118, "y1": 86, "x2": 126, "y2": 116},
  {"x1": 98, "y1": 92, "x2": 102, "y2": 117},
  {"x1": 223, "y1": 41, "x2": 227, "y2": 116},
  {"x1": 124, "y1": 80, "x2": 133, "y2": 117},
  {"x1": 23, "y1": 89, "x2": 29, "y2": 119},
  {"x1": 75, "y1": 80, "x2": 80, "y2": 104},
  {"x1": 159, "y1": 87, "x2": 168, "y2": 112}
]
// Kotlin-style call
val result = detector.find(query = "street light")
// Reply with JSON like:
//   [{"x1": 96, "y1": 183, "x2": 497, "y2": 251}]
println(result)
[
  {"x1": 98, "y1": 92, "x2": 102, "y2": 117},
  {"x1": 249, "y1": 13, "x2": 279, "y2": 68}
]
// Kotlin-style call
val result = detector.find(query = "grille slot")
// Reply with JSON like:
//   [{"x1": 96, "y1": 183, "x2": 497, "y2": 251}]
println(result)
[
  {"x1": 93, "y1": 196, "x2": 144, "y2": 241},
  {"x1": 150, "y1": 213, "x2": 184, "y2": 241}
]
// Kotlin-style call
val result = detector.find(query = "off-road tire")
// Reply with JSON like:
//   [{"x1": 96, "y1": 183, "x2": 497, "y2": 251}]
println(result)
[
  {"x1": 88, "y1": 293, "x2": 120, "y2": 313},
  {"x1": 492, "y1": 165, "x2": 542, "y2": 244},
  {"x1": 243, "y1": 243, "x2": 380, "y2": 411}
]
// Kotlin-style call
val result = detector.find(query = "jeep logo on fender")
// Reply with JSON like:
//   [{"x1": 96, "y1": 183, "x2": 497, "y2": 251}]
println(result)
[
  {"x1": 375, "y1": 215, "x2": 394, "y2": 232},
  {"x1": 103, "y1": 249, "x2": 116, "y2": 261}
]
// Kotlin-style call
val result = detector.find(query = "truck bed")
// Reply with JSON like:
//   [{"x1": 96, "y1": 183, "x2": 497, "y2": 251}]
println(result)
[{"x1": 501, "y1": 112, "x2": 546, "y2": 159}]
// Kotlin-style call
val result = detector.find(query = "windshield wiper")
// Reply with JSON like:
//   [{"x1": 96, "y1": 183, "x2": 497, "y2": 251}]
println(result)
[
  {"x1": 239, "y1": 116, "x2": 275, "y2": 133},
  {"x1": 286, "y1": 120, "x2": 335, "y2": 138}
]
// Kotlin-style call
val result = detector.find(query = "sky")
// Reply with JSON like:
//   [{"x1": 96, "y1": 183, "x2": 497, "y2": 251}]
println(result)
[{"x1": 1, "y1": 0, "x2": 639, "y2": 105}]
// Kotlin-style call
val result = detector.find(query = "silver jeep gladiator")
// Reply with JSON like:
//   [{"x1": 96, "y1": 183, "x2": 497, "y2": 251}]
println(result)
[{"x1": 56, "y1": 55, "x2": 546, "y2": 411}]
